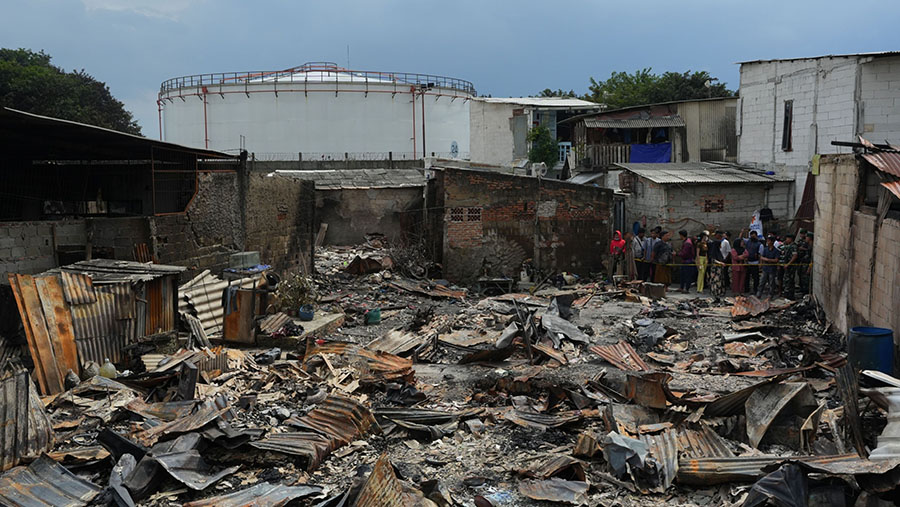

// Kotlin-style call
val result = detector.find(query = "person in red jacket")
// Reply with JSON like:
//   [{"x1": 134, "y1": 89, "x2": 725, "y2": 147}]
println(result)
[{"x1": 609, "y1": 230, "x2": 625, "y2": 277}]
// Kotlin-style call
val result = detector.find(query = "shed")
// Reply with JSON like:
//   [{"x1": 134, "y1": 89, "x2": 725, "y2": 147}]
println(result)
[{"x1": 615, "y1": 162, "x2": 793, "y2": 235}]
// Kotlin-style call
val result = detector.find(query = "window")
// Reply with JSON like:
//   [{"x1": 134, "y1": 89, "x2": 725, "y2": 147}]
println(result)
[
  {"x1": 466, "y1": 207, "x2": 482, "y2": 222},
  {"x1": 449, "y1": 207, "x2": 464, "y2": 222},
  {"x1": 703, "y1": 199, "x2": 725, "y2": 213},
  {"x1": 781, "y1": 100, "x2": 793, "y2": 151},
  {"x1": 858, "y1": 163, "x2": 900, "y2": 214}
]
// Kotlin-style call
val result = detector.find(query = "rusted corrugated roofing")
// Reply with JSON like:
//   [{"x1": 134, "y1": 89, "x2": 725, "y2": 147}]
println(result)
[
  {"x1": 882, "y1": 180, "x2": 900, "y2": 200},
  {"x1": 135, "y1": 399, "x2": 231, "y2": 446},
  {"x1": 70, "y1": 282, "x2": 136, "y2": 366},
  {"x1": 863, "y1": 151, "x2": 900, "y2": 178},
  {"x1": 0, "y1": 454, "x2": 102, "y2": 506},
  {"x1": 0, "y1": 370, "x2": 55, "y2": 472},
  {"x1": 584, "y1": 116, "x2": 685, "y2": 129},
  {"x1": 590, "y1": 341, "x2": 650, "y2": 371},
  {"x1": 677, "y1": 454, "x2": 872, "y2": 485},
  {"x1": 258, "y1": 312, "x2": 292, "y2": 334},
  {"x1": 355, "y1": 454, "x2": 423, "y2": 507},
  {"x1": 59, "y1": 271, "x2": 96, "y2": 305},
  {"x1": 56, "y1": 259, "x2": 185, "y2": 283},
  {"x1": 255, "y1": 394, "x2": 377, "y2": 471},
  {"x1": 731, "y1": 295, "x2": 770, "y2": 319}
]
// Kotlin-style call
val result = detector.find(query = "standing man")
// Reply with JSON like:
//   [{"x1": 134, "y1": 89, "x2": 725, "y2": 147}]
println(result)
[
  {"x1": 797, "y1": 232, "x2": 813, "y2": 296},
  {"x1": 779, "y1": 234, "x2": 799, "y2": 299},
  {"x1": 721, "y1": 231, "x2": 733, "y2": 289},
  {"x1": 676, "y1": 230, "x2": 695, "y2": 292},
  {"x1": 757, "y1": 235, "x2": 779, "y2": 299},
  {"x1": 653, "y1": 231, "x2": 674, "y2": 290},
  {"x1": 632, "y1": 228, "x2": 646, "y2": 280},
  {"x1": 742, "y1": 230, "x2": 763, "y2": 294}
]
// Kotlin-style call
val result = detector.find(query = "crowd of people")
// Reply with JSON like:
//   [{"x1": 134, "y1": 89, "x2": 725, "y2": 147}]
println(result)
[{"x1": 608, "y1": 225, "x2": 814, "y2": 299}]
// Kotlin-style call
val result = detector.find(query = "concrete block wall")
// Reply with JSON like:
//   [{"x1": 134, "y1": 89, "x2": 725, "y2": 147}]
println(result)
[
  {"x1": 0, "y1": 220, "x2": 83, "y2": 280},
  {"x1": 470, "y1": 101, "x2": 517, "y2": 166},
  {"x1": 625, "y1": 181, "x2": 667, "y2": 231},
  {"x1": 316, "y1": 187, "x2": 423, "y2": 245},
  {"x1": 860, "y1": 56, "x2": 900, "y2": 143},
  {"x1": 814, "y1": 153, "x2": 900, "y2": 340},
  {"x1": 245, "y1": 173, "x2": 315, "y2": 274},
  {"x1": 91, "y1": 217, "x2": 149, "y2": 260},
  {"x1": 433, "y1": 168, "x2": 612, "y2": 283}
]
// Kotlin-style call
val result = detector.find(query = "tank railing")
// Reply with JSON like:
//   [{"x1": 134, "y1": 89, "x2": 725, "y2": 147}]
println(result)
[
  {"x1": 247, "y1": 151, "x2": 469, "y2": 162},
  {"x1": 160, "y1": 67, "x2": 476, "y2": 96}
]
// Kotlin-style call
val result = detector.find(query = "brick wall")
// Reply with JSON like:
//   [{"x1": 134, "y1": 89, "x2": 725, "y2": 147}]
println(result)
[
  {"x1": 245, "y1": 173, "x2": 315, "y2": 274},
  {"x1": 430, "y1": 167, "x2": 612, "y2": 283},
  {"x1": 316, "y1": 187, "x2": 423, "y2": 245},
  {"x1": 814, "y1": 154, "x2": 900, "y2": 343}
]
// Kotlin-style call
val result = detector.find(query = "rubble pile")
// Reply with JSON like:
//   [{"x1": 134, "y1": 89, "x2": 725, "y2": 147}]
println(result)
[{"x1": 2, "y1": 244, "x2": 900, "y2": 506}]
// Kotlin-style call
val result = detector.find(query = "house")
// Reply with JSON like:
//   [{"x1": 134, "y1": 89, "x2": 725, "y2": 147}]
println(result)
[
  {"x1": 614, "y1": 162, "x2": 793, "y2": 235},
  {"x1": 424, "y1": 164, "x2": 612, "y2": 283},
  {"x1": 737, "y1": 51, "x2": 900, "y2": 212},
  {"x1": 0, "y1": 107, "x2": 317, "y2": 282},
  {"x1": 814, "y1": 142, "x2": 900, "y2": 340},
  {"x1": 469, "y1": 97, "x2": 603, "y2": 167},
  {"x1": 565, "y1": 97, "x2": 739, "y2": 173}
]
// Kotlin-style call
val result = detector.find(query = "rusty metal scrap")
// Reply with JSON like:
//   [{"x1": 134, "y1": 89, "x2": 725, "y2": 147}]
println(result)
[
  {"x1": 625, "y1": 372, "x2": 674, "y2": 409},
  {"x1": 745, "y1": 382, "x2": 817, "y2": 449},
  {"x1": 503, "y1": 409, "x2": 583, "y2": 430},
  {"x1": 518, "y1": 478, "x2": 589, "y2": 504},
  {"x1": 677, "y1": 454, "x2": 867, "y2": 485},
  {"x1": 590, "y1": 341, "x2": 650, "y2": 371},
  {"x1": 862, "y1": 149, "x2": 900, "y2": 178},
  {"x1": 258, "y1": 312, "x2": 293, "y2": 335},
  {"x1": 389, "y1": 279, "x2": 466, "y2": 300},
  {"x1": 256, "y1": 394, "x2": 377, "y2": 471},
  {"x1": 355, "y1": 453, "x2": 425, "y2": 507},
  {"x1": 304, "y1": 341, "x2": 414, "y2": 384},
  {"x1": 59, "y1": 271, "x2": 96, "y2": 305},
  {"x1": 183, "y1": 481, "x2": 324, "y2": 506},
  {"x1": 0, "y1": 454, "x2": 102, "y2": 507},
  {"x1": 731, "y1": 295, "x2": 770, "y2": 319},
  {"x1": 0, "y1": 369, "x2": 55, "y2": 472},
  {"x1": 135, "y1": 400, "x2": 231, "y2": 446},
  {"x1": 836, "y1": 364, "x2": 868, "y2": 458},
  {"x1": 152, "y1": 450, "x2": 240, "y2": 491}
]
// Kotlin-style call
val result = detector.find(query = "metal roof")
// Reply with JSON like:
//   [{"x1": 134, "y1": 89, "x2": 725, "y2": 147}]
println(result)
[
  {"x1": 737, "y1": 51, "x2": 900, "y2": 65},
  {"x1": 275, "y1": 168, "x2": 425, "y2": 190},
  {"x1": 862, "y1": 151, "x2": 900, "y2": 178},
  {"x1": 474, "y1": 97, "x2": 603, "y2": 109},
  {"x1": 615, "y1": 162, "x2": 793, "y2": 185},
  {"x1": 1, "y1": 107, "x2": 236, "y2": 161},
  {"x1": 584, "y1": 116, "x2": 685, "y2": 129},
  {"x1": 53, "y1": 259, "x2": 186, "y2": 283},
  {"x1": 566, "y1": 172, "x2": 605, "y2": 185}
]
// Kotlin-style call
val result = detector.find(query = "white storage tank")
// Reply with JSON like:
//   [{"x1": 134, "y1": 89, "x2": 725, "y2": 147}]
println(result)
[{"x1": 158, "y1": 62, "x2": 474, "y2": 159}]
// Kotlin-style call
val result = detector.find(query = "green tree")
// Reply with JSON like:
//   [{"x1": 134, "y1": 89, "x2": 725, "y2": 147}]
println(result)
[
  {"x1": 527, "y1": 125, "x2": 557, "y2": 168},
  {"x1": 0, "y1": 48, "x2": 141, "y2": 134},
  {"x1": 584, "y1": 68, "x2": 734, "y2": 109},
  {"x1": 536, "y1": 88, "x2": 577, "y2": 98}
]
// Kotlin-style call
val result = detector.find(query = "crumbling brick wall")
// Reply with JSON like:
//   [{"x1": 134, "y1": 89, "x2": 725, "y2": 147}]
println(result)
[
  {"x1": 316, "y1": 188, "x2": 423, "y2": 245},
  {"x1": 431, "y1": 168, "x2": 612, "y2": 283},
  {"x1": 815, "y1": 154, "x2": 900, "y2": 343},
  {"x1": 244, "y1": 174, "x2": 315, "y2": 273}
]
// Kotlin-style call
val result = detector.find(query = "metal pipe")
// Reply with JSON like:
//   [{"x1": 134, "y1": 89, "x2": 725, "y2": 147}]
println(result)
[
  {"x1": 421, "y1": 88, "x2": 426, "y2": 157},
  {"x1": 157, "y1": 100, "x2": 163, "y2": 140},
  {"x1": 202, "y1": 86, "x2": 210, "y2": 149},
  {"x1": 411, "y1": 86, "x2": 417, "y2": 159}
]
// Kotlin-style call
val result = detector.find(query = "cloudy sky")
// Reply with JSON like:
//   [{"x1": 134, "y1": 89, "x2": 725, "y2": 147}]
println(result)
[{"x1": 4, "y1": 0, "x2": 900, "y2": 136}]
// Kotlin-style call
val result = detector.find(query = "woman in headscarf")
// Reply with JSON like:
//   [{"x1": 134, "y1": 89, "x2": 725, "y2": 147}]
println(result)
[
  {"x1": 695, "y1": 231, "x2": 709, "y2": 293},
  {"x1": 731, "y1": 238, "x2": 749, "y2": 294},
  {"x1": 609, "y1": 230, "x2": 625, "y2": 277}
]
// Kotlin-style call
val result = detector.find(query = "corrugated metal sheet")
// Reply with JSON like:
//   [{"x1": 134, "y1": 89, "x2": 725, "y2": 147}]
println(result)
[
  {"x1": 0, "y1": 454, "x2": 101, "y2": 506},
  {"x1": 585, "y1": 116, "x2": 686, "y2": 129},
  {"x1": 255, "y1": 394, "x2": 377, "y2": 471},
  {"x1": 677, "y1": 454, "x2": 869, "y2": 486},
  {"x1": 862, "y1": 151, "x2": 900, "y2": 178},
  {"x1": 355, "y1": 454, "x2": 422, "y2": 507},
  {"x1": 615, "y1": 162, "x2": 793, "y2": 184},
  {"x1": 882, "y1": 180, "x2": 900, "y2": 200},
  {"x1": 0, "y1": 370, "x2": 55, "y2": 472},
  {"x1": 590, "y1": 341, "x2": 649, "y2": 371},
  {"x1": 182, "y1": 482, "x2": 323, "y2": 507},
  {"x1": 179, "y1": 273, "x2": 258, "y2": 338},
  {"x1": 59, "y1": 272, "x2": 95, "y2": 305},
  {"x1": 70, "y1": 283, "x2": 136, "y2": 365},
  {"x1": 56, "y1": 259, "x2": 185, "y2": 283},
  {"x1": 258, "y1": 313, "x2": 292, "y2": 335},
  {"x1": 304, "y1": 342, "x2": 414, "y2": 384}
]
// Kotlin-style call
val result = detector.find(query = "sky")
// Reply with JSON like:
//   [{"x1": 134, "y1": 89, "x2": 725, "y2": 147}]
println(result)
[{"x1": 4, "y1": 0, "x2": 900, "y2": 137}]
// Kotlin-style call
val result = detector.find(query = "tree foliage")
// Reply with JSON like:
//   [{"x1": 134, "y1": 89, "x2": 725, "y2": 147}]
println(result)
[
  {"x1": 536, "y1": 88, "x2": 577, "y2": 98},
  {"x1": 527, "y1": 125, "x2": 558, "y2": 168},
  {"x1": 584, "y1": 68, "x2": 734, "y2": 109},
  {"x1": 0, "y1": 48, "x2": 141, "y2": 134}
]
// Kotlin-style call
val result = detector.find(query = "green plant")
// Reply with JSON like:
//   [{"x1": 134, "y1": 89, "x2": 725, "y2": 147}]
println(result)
[
  {"x1": 527, "y1": 125, "x2": 558, "y2": 169},
  {"x1": 275, "y1": 271, "x2": 317, "y2": 311}
]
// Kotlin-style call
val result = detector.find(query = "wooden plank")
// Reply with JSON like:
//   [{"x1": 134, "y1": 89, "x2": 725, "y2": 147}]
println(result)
[
  {"x1": 7, "y1": 275, "x2": 50, "y2": 395},
  {"x1": 34, "y1": 276, "x2": 80, "y2": 376},
  {"x1": 14, "y1": 274, "x2": 64, "y2": 394},
  {"x1": 315, "y1": 223, "x2": 329, "y2": 247}
]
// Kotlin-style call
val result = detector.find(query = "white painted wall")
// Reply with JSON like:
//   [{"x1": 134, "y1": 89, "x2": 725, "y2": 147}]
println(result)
[
  {"x1": 737, "y1": 56, "x2": 860, "y2": 211},
  {"x1": 469, "y1": 100, "x2": 522, "y2": 166},
  {"x1": 859, "y1": 56, "x2": 900, "y2": 143},
  {"x1": 161, "y1": 81, "x2": 471, "y2": 158}
]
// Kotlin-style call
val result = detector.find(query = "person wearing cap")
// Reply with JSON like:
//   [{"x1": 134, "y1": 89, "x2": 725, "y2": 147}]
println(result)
[
  {"x1": 757, "y1": 235, "x2": 779, "y2": 298},
  {"x1": 695, "y1": 231, "x2": 709, "y2": 293}
]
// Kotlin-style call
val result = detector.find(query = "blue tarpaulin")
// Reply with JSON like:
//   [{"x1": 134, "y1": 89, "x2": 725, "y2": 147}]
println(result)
[{"x1": 630, "y1": 143, "x2": 671, "y2": 163}]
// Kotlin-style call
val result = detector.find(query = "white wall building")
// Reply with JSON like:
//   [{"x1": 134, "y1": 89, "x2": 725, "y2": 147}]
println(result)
[
  {"x1": 159, "y1": 62, "x2": 474, "y2": 160},
  {"x1": 737, "y1": 51, "x2": 900, "y2": 211},
  {"x1": 469, "y1": 97, "x2": 602, "y2": 167}
]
